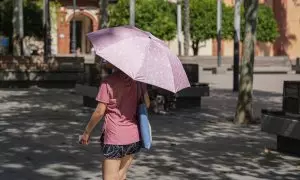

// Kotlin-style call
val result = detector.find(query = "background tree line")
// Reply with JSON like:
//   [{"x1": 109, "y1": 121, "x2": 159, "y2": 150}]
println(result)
[
  {"x1": 108, "y1": 0, "x2": 279, "y2": 56},
  {"x1": 0, "y1": 0, "x2": 59, "y2": 55},
  {"x1": 0, "y1": 0, "x2": 278, "y2": 56}
]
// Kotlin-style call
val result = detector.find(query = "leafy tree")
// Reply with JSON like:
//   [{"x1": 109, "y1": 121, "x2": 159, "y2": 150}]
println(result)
[
  {"x1": 240, "y1": 4, "x2": 279, "y2": 42},
  {"x1": 23, "y1": 0, "x2": 43, "y2": 38},
  {"x1": 0, "y1": 0, "x2": 43, "y2": 38},
  {"x1": 256, "y1": 4, "x2": 279, "y2": 42},
  {"x1": 190, "y1": 0, "x2": 234, "y2": 55},
  {"x1": 109, "y1": 0, "x2": 177, "y2": 41},
  {"x1": 189, "y1": 1, "x2": 278, "y2": 55},
  {"x1": 0, "y1": 0, "x2": 13, "y2": 38},
  {"x1": 222, "y1": 4, "x2": 235, "y2": 40},
  {"x1": 0, "y1": 0, "x2": 60, "y2": 54}
]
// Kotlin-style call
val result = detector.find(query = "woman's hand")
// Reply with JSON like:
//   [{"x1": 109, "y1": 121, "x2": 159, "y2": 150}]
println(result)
[
  {"x1": 79, "y1": 132, "x2": 90, "y2": 145},
  {"x1": 79, "y1": 102, "x2": 106, "y2": 145}
]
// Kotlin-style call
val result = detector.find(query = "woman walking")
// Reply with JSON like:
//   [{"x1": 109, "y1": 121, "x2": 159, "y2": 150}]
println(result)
[{"x1": 80, "y1": 64, "x2": 150, "y2": 180}]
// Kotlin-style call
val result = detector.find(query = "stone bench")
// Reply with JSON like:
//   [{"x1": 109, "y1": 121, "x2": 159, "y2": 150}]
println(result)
[
  {"x1": 75, "y1": 83, "x2": 210, "y2": 109},
  {"x1": 0, "y1": 55, "x2": 85, "y2": 88},
  {"x1": 292, "y1": 58, "x2": 300, "y2": 74},
  {"x1": 174, "y1": 83, "x2": 209, "y2": 109},
  {"x1": 261, "y1": 110, "x2": 300, "y2": 155},
  {"x1": 0, "y1": 70, "x2": 81, "y2": 81},
  {"x1": 253, "y1": 66, "x2": 291, "y2": 74},
  {"x1": 0, "y1": 70, "x2": 83, "y2": 88},
  {"x1": 76, "y1": 61, "x2": 210, "y2": 110},
  {"x1": 253, "y1": 56, "x2": 291, "y2": 74},
  {"x1": 261, "y1": 81, "x2": 300, "y2": 156},
  {"x1": 180, "y1": 56, "x2": 233, "y2": 71},
  {"x1": 0, "y1": 55, "x2": 84, "y2": 72},
  {"x1": 294, "y1": 67, "x2": 300, "y2": 74},
  {"x1": 75, "y1": 84, "x2": 99, "y2": 107}
]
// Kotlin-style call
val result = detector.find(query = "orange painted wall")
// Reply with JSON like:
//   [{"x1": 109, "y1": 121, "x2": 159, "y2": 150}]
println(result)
[
  {"x1": 220, "y1": 0, "x2": 300, "y2": 59},
  {"x1": 284, "y1": 0, "x2": 300, "y2": 59}
]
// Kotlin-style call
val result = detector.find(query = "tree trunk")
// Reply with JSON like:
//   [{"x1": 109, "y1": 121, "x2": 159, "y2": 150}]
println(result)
[
  {"x1": 100, "y1": 0, "x2": 108, "y2": 29},
  {"x1": 176, "y1": 1, "x2": 182, "y2": 56},
  {"x1": 233, "y1": 0, "x2": 242, "y2": 92},
  {"x1": 183, "y1": 0, "x2": 190, "y2": 56},
  {"x1": 234, "y1": 0, "x2": 258, "y2": 125},
  {"x1": 43, "y1": 0, "x2": 51, "y2": 60},
  {"x1": 192, "y1": 40, "x2": 199, "y2": 56},
  {"x1": 98, "y1": 0, "x2": 109, "y2": 80},
  {"x1": 217, "y1": 0, "x2": 222, "y2": 67},
  {"x1": 12, "y1": 0, "x2": 23, "y2": 56}
]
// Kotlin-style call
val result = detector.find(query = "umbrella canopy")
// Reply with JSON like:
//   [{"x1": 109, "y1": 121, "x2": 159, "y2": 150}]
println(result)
[{"x1": 87, "y1": 25, "x2": 190, "y2": 93}]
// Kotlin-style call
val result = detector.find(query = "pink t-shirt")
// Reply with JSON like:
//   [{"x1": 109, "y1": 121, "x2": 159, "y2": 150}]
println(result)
[{"x1": 96, "y1": 71, "x2": 147, "y2": 145}]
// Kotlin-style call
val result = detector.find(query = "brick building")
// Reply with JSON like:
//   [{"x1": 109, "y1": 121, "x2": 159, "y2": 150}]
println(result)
[{"x1": 52, "y1": 0, "x2": 99, "y2": 55}]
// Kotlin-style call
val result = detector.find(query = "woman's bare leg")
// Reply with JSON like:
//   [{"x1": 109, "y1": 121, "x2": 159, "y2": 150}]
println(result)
[
  {"x1": 102, "y1": 158, "x2": 121, "y2": 180},
  {"x1": 119, "y1": 155, "x2": 134, "y2": 180}
]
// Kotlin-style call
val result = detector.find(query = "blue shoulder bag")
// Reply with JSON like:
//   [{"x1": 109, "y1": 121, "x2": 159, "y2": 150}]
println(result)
[{"x1": 137, "y1": 82, "x2": 152, "y2": 150}]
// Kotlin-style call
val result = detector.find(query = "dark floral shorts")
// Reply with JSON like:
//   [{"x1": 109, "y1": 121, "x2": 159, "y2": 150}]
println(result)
[
  {"x1": 100, "y1": 131, "x2": 142, "y2": 159},
  {"x1": 101, "y1": 141, "x2": 142, "y2": 159}
]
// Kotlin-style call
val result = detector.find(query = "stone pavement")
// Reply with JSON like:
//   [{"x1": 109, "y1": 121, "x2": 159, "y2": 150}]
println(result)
[{"x1": 1, "y1": 74, "x2": 300, "y2": 180}]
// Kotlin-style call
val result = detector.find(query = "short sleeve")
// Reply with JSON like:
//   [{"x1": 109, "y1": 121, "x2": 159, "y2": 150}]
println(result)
[{"x1": 96, "y1": 81, "x2": 110, "y2": 104}]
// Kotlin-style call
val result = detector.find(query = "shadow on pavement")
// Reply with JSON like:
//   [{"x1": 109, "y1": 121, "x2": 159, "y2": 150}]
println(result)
[{"x1": 0, "y1": 88, "x2": 299, "y2": 180}]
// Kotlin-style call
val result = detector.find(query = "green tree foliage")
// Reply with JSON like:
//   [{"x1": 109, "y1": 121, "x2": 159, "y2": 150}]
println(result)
[
  {"x1": 109, "y1": 0, "x2": 177, "y2": 41},
  {"x1": 189, "y1": 1, "x2": 278, "y2": 55},
  {"x1": 240, "y1": 4, "x2": 279, "y2": 42},
  {"x1": 0, "y1": 0, "x2": 60, "y2": 38},
  {"x1": 0, "y1": 0, "x2": 60, "y2": 53},
  {"x1": 0, "y1": 0, "x2": 13, "y2": 37},
  {"x1": 256, "y1": 4, "x2": 279, "y2": 42},
  {"x1": 190, "y1": 0, "x2": 233, "y2": 55},
  {"x1": 222, "y1": 5, "x2": 234, "y2": 40},
  {"x1": 23, "y1": 0, "x2": 43, "y2": 38},
  {"x1": 0, "y1": 0, "x2": 43, "y2": 38}
]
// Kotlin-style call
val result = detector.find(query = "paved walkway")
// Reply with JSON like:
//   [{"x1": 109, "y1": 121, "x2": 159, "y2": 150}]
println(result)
[{"x1": 1, "y1": 74, "x2": 300, "y2": 180}]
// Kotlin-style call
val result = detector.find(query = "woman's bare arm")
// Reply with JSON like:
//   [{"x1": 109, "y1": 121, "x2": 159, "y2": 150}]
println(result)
[{"x1": 84, "y1": 102, "x2": 107, "y2": 135}]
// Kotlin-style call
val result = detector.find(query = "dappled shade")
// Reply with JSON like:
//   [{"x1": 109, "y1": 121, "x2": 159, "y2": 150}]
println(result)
[{"x1": 1, "y1": 88, "x2": 300, "y2": 179}]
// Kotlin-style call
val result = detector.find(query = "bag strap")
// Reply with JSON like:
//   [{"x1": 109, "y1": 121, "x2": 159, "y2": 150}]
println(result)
[{"x1": 136, "y1": 82, "x2": 144, "y2": 105}]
